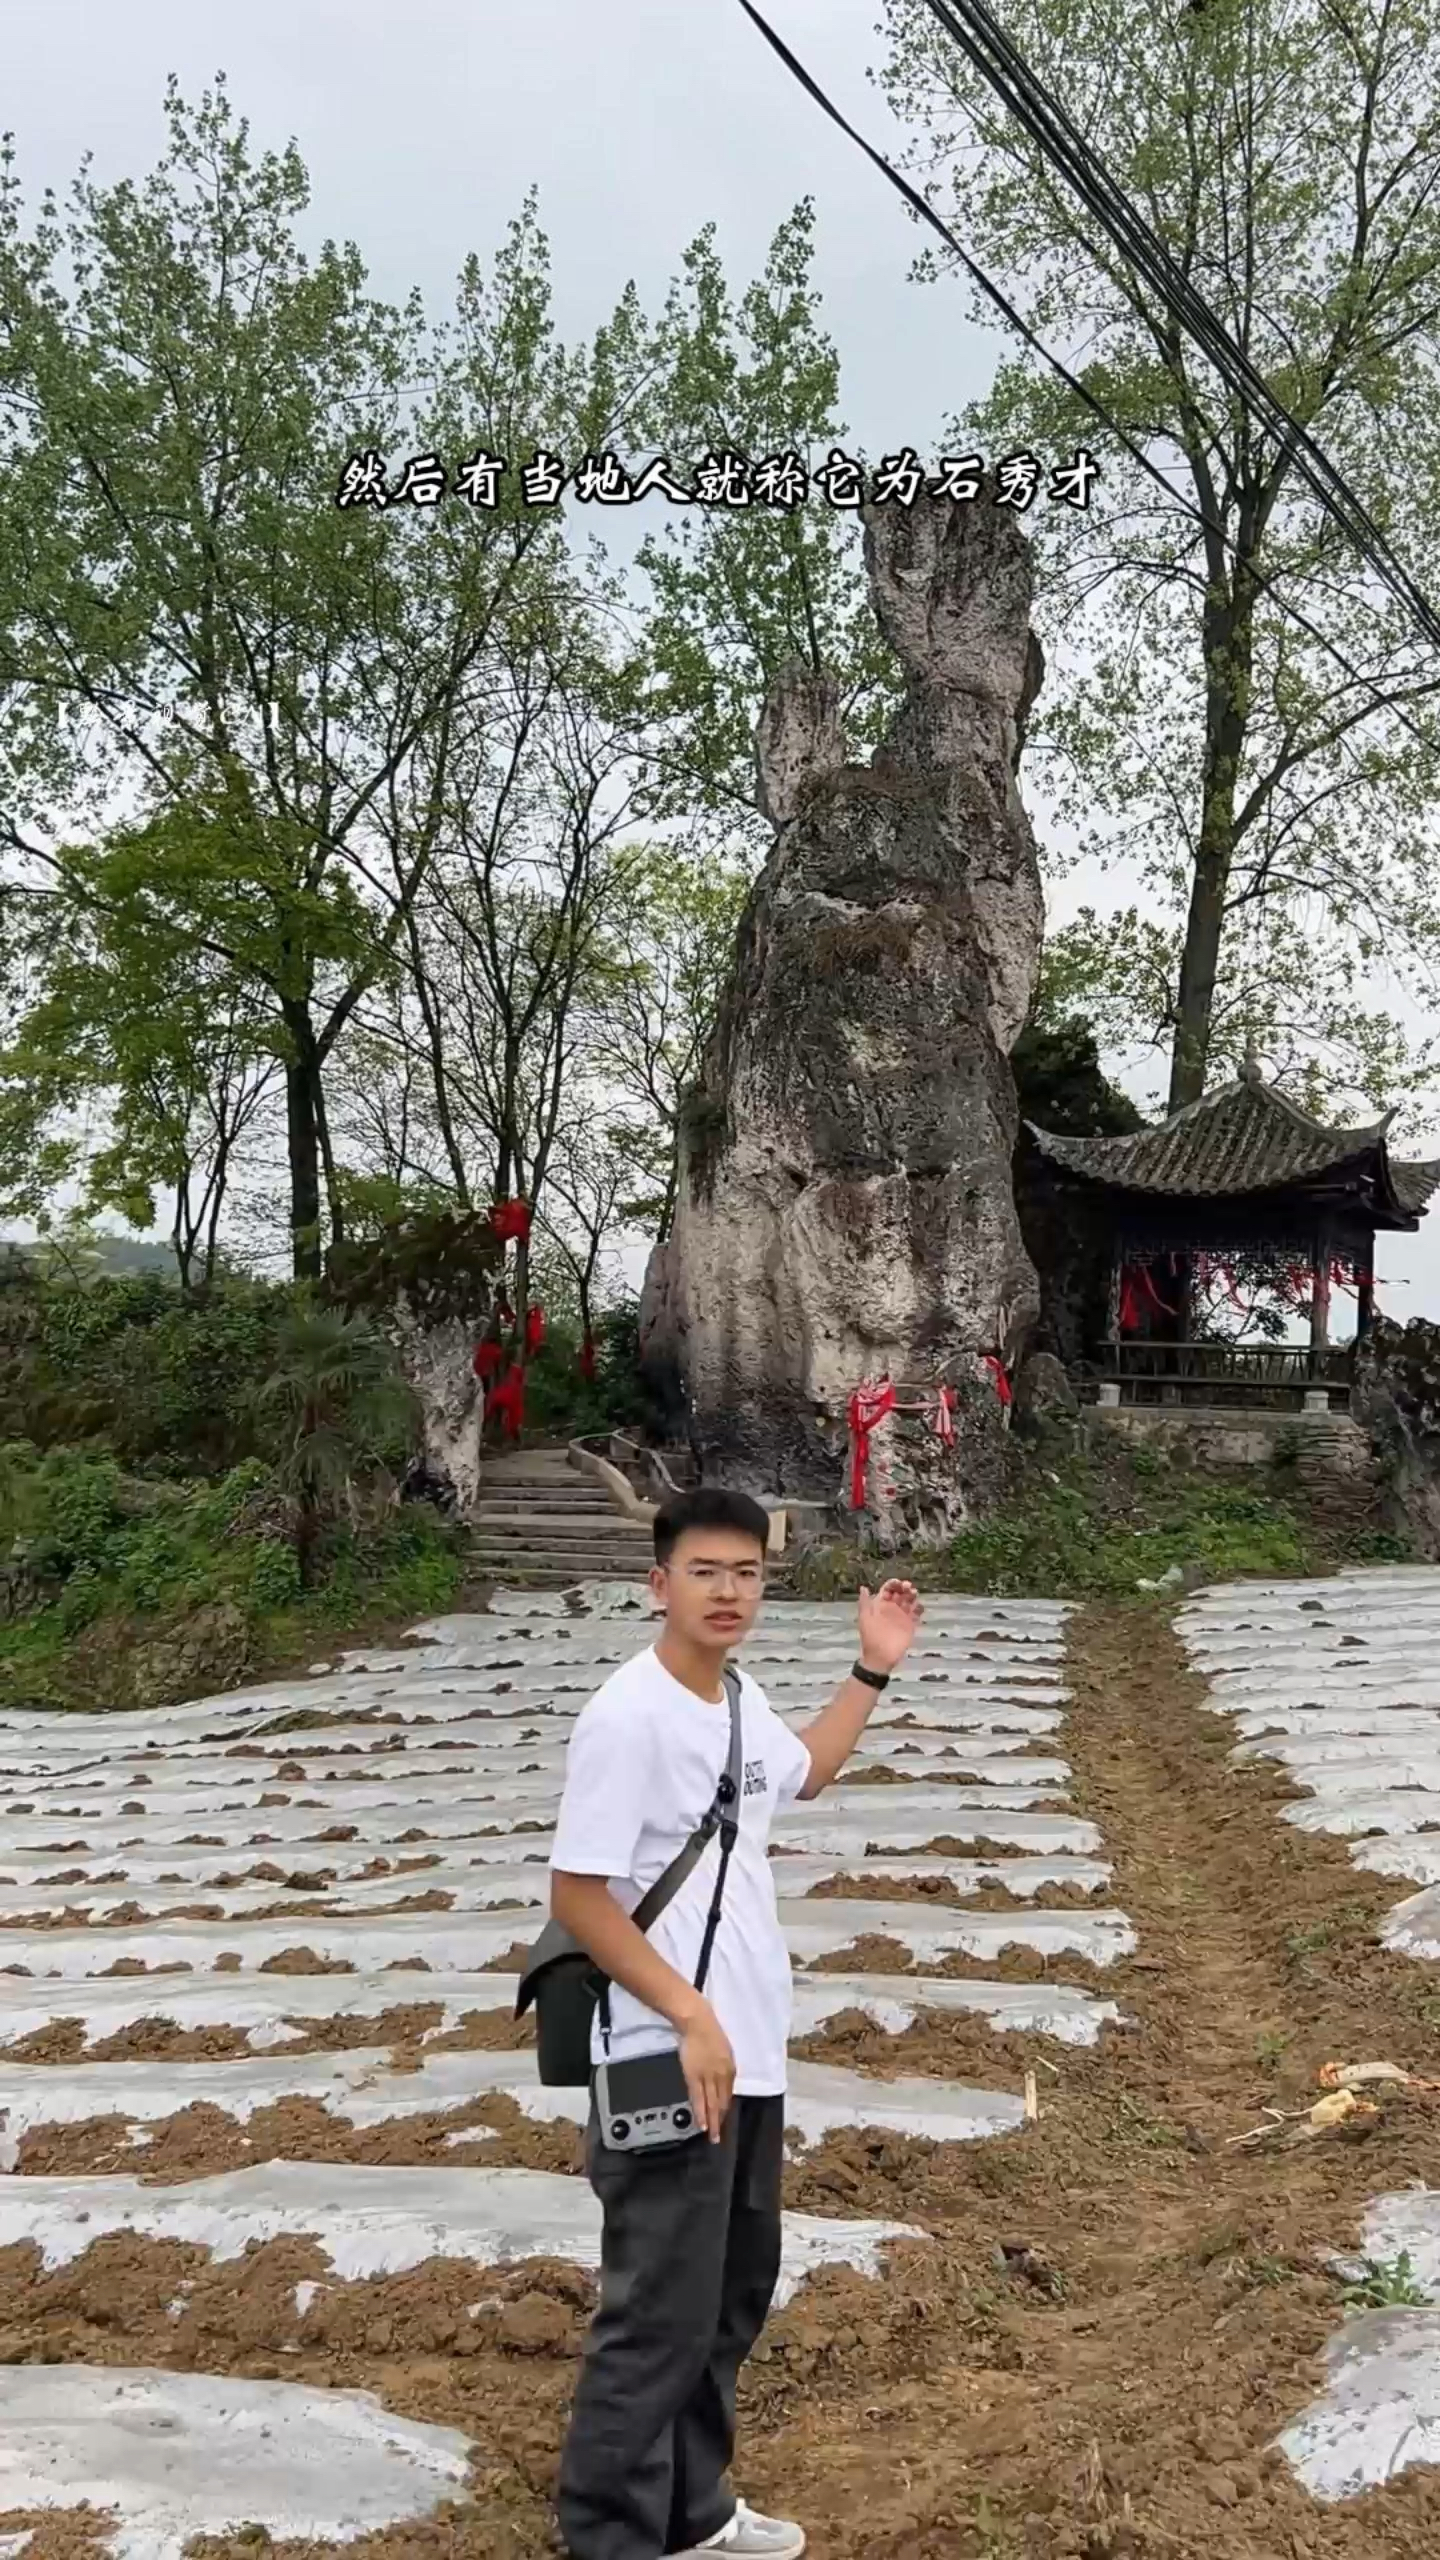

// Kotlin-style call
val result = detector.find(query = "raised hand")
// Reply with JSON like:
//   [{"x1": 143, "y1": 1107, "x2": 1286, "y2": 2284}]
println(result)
[{"x1": 856, "y1": 1578, "x2": 924, "y2": 1674}]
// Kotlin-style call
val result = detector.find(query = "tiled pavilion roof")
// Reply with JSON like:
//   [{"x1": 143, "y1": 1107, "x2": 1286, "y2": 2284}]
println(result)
[{"x1": 1027, "y1": 1065, "x2": 1440, "y2": 1229}]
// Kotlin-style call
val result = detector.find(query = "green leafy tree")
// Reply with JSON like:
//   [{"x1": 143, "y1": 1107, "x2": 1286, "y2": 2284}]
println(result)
[
  {"x1": 586, "y1": 840, "x2": 750, "y2": 1241},
  {"x1": 882, "y1": 0, "x2": 1440, "y2": 1110},
  {"x1": 0, "y1": 866, "x2": 278, "y2": 1287},
  {"x1": 637, "y1": 201, "x2": 899, "y2": 837},
  {"x1": 256, "y1": 1303, "x2": 416, "y2": 1585},
  {"x1": 0, "y1": 84, "x2": 659, "y2": 1272},
  {"x1": 341, "y1": 617, "x2": 648, "y2": 1326}
]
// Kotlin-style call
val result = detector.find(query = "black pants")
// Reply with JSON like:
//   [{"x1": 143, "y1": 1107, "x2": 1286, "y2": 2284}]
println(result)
[{"x1": 557, "y1": 2093, "x2": 785, "y2": 2560}]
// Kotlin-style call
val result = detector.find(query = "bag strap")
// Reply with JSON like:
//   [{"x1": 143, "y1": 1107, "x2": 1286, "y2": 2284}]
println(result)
[
  {"x1": 598, "y1": 1663, "x2": 744, "y2": 2047},
  {"x1": 628, "y1": 1662, "x2": 744, "y2": 1936},
  {"x1": 692, "y1": 1664, "x2": 744, "y2": 1995}
]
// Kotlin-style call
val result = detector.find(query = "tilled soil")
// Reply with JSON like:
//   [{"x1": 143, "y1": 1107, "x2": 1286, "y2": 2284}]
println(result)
[
  {"x1": 13, "y1": 2093, "x2": 589, "y2": 2180},
  {"x1": 803, "y1": 1934, "x2": 1118, "y2": 1993},
  {"x1": 1, "y1": 2004, "x2": 537, "y2": 2065},
  {"x1": 800, "y1": 1872, "x2": 1110, "y2": 1910},
  {"x1": 0, "y1": 1890, "x2": 475, "y2": 1931},
  {"x1": 10, "y1": 1604, "x2": 1440, "y2": 2558}
]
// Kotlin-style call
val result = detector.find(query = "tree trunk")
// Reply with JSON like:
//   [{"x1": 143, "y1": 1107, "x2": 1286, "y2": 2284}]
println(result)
[
  {"x1": 314, "y1": 1065, "x2": 345, "y2": 1250},
  {"x1": 294, "y1": 1498, "x2": 321, "y2": 1589},
  {"x1": 282, "y1": 1000, "x2": 343, "y2": 1280},
  {"x1": 284, "y1": 1036, "x2": 324, "y2": 1281},
  {"x1": 170, "y1": 1166, "x2": 196, "y2": 1295},
  {"x1": 1168, "y1": 572, "x2": 1257, "y2": 1112},
  {"x1": 404, "y1": 905, "x2": 472, "y2": 1206},
  {"x1": 657, "y1": 1140, "x2": 680, "y2": 1247},
  {"x1": 201, "y1": 1151, "x2": 229, "y2": 1292}
]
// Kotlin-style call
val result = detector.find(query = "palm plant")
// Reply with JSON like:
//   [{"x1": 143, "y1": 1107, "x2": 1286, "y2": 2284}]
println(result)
[{"x1": 256, "y1": 1304, "x2": 418, "y2": 1587}]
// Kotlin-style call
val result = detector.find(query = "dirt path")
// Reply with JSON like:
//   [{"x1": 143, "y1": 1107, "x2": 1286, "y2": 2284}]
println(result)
[
  {"x1": 746, "y1": 1599, "x2": 1440, "y2": 2560},
  {"x1": 8, "y1": 1598, "x2": 1440, "y2": 2560}
]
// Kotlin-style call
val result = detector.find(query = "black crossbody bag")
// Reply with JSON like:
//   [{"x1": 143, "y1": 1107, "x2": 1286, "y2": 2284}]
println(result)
[{"x1": 515, "y1": 1664, "x2": 744, "y2": 2089}]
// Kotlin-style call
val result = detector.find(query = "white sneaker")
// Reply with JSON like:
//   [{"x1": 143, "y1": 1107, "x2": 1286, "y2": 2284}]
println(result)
[{"x1": 683, "y1": 2501, "x2": 807, "y2": 2556}]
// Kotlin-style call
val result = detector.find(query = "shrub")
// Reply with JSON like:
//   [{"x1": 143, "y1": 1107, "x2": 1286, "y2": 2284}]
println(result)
[
  {"x1": 245, "y1": 1537, "x2": 303, "y2": 1611},
  {"x1": 789, "y1": 1444, "x2": 1378, "y2": 1603},
  {"x1": 0, "y1": 1265, "x2": 289, "y2": 1473},
  {"x1": 518, "y1": 1301, "x2": 666, "y2": 1441}
]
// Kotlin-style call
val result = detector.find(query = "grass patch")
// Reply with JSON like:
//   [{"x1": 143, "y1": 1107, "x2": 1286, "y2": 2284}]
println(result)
[
  {"x1": 1109, "y1": 2091, "x2": 1186, "y2": 2151},
  {"x1": 1339, "y1": 2251, "x2": 1429, "y2": 2309},
  {"x1": 1282, "y1": 1901, "x2": 1374, "y2": 1970},
  {"x1": 791, "y1": 1439, "x2": 1386, "y2": 1601},
  {"x1": 941, "y1": 1472, "x2": 1309, "y2": 1598},
  {"x1": 0, "y1": 1445, "x2": 466, "y2": 1712}
]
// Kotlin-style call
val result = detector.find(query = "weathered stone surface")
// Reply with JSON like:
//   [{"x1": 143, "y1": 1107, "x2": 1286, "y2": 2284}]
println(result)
[
  {"x1": 1014, "y1": 1350, "x2": 1078, "y2": 1422},
  {"x1": 1355, "y1": 1317, "x2": 1440, "y2": 1555},
  {"x1": 327, "y1": 1212, "x2": 501, "y2": 1516},
  {"x1": 641, "y1": 492, "x2": 1045, "y2": 1532},
  {"x1": 391, "y1": 1312, "x2": 485, "y2": 1515},
  {"x1": 129, "y1": 1601, "x2": 253, "y2": 1710}
]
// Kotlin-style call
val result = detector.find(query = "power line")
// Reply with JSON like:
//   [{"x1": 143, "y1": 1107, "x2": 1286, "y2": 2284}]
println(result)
[
  {"x1": 918, "y1": 0, "x2": 1440, "y2": 653},
  {"x1": 731, "y1": 0, "x2": 1440, "y2": 751}
]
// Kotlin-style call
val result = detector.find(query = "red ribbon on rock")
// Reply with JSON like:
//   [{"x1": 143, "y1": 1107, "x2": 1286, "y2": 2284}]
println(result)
[
  {"x1": 489, "y1": 1198, "x2": 532, "y2": 1247},
  {"x1": 486, "y1": 1361, "x2": 526, "y2": 1440},
  {"x1": 847, "y1": 1379, "x2": 898, "y2": 1510},
  {"x1": 982, "y1": 1355, "x2": 1011, "y2": 1408},
  {"x1": 932, "y1": 1384, "x2": 958, "y2": 1446},
  {"x1": 524, "y1": 1303, "x2": 546, "y2": 1356},
  {"x1": 473, "y1": 1337, "x2": 504, "y2": 1382}
]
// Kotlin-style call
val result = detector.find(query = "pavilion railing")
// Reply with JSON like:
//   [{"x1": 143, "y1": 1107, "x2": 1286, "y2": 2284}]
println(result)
[{"x1": 1092, "y1": 1339, "x2": 1353, "y2": 1409}]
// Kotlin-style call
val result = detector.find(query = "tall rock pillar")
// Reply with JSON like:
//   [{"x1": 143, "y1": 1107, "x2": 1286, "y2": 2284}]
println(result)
[{"x1": 640, "y1": 491, "x2": 1046, "y2": 1519}]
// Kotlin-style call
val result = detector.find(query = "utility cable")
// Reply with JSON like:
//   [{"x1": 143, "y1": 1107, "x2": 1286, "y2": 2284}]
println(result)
[
  {"x1": 917, "y1": 0, "x2": 1440, "y2": 652},
  {"x1": 731, "y1": 0, "x2": 1440, "y2": 751}
]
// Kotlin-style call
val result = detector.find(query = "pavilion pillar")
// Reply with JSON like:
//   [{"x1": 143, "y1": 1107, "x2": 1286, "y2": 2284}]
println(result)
[
  {"x1": 1308, "y1": 1228, "x2": 1332, "y2": 1378},
  {"x1": 1102, "y1": 1244, "x2": 1123, "y2": 1406},
  {"x1": 1355, "y1": 1228, "x2": 1376, "y2": 1344}
]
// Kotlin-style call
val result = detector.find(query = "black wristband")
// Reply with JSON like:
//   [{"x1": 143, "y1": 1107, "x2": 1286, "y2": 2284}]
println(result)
[{"x1": 852, "y1": 1661, "x2": 890, "y2": 1691}]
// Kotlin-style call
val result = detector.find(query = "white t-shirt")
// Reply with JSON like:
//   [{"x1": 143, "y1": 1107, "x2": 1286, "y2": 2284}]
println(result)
[{"x1": 549, "y1": 1645, "x2": 813, "y2": 2096}]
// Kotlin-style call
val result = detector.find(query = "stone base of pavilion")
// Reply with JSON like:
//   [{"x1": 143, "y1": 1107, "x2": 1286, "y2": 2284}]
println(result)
[{"x1": 1088, "y1": 1396, "x2": 1374, "y2": 1480}]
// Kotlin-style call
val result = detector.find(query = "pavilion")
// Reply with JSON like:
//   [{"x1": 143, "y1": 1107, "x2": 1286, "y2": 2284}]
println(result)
[{"x1": 1024, "y1": 1059, "x2": 1440, "y2": 1410}]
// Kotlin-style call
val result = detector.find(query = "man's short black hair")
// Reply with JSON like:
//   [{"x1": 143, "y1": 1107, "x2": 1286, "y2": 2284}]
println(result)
[{"x1": 653, "y1": 1484, "x2": 770, "y2": 1568}]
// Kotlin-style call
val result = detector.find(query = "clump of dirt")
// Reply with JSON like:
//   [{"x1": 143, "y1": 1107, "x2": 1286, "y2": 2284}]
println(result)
[
  {"x1": 257, "y1": 1950, "x2": 357, "y2": 1976},
  {"x1": 0, "y1": 2003, "x2": 535, "y2": 2067},
  {"x1": 241, "y1": 1891, "x2": 460, "y2": 1923},
  {"x1": 0, "y1": 2507, "x2": 116, "y2": 2560},
  {"x1": 801, "y1": 1871, "x2": 1106, "y2": 1911},
  {"x1": 799, "y1": 1932, "x2": 1115, "y2": 1993},
  {"x1": 100, "y1": 1959, "x2": 193, "y2": 1978},
  {"x1": 482, "y1": 1942, "x2": 538, "y2": 1976},
  {"x1": 16, "y1": 2092, "x2": 585, "y2": 2182}
]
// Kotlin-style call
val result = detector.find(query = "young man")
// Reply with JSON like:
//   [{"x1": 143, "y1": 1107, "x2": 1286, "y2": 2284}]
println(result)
[{"x1": 550, "y1": 1484, "x2": 922, "y2": 2560}]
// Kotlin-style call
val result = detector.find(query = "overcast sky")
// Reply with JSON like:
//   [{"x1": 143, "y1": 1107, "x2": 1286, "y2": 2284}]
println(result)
[{"x1": 10, "y1": 0, "x2": 1439, "y2": 1322}]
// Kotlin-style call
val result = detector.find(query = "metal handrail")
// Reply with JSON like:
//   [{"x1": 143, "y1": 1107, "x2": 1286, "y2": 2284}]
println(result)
[{"x1": 1101, "y1": 1340, "x2": 1350, "y2": 1375}]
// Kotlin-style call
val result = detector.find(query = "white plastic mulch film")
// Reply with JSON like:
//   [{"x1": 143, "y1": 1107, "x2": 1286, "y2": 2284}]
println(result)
[
  {"x1": 1180, "y1": 1566, "x2": 1440, "y2": 2500},
  {"x1": 0, "y1": 1578, "x2": 1134, "y2": 2554}
]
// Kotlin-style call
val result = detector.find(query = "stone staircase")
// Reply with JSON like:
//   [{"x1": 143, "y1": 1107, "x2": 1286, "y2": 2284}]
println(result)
[
  {"x1": 466, "y1": 1443, "x2": 798, "y2": 1592},
  {"x1": 467, "y1": 1446, "x2": 655, "y2": 1589}
]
